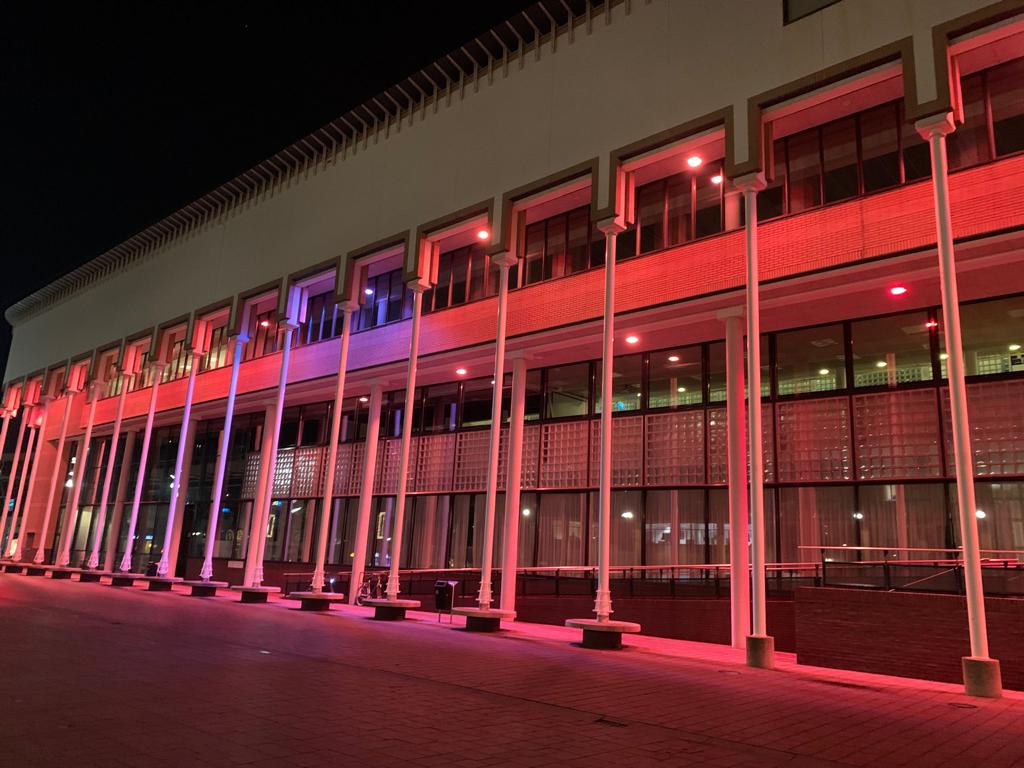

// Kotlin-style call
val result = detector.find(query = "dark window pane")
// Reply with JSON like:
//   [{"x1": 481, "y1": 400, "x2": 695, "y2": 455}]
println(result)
[
  {"x1": 524, "y1": 222, "x2": 545, "y2": 286},
  {"x1": 420, "y1": 383, "x2": 458, "y2": 433},
  {"x1": 787, "y1": 129, "x2": 822, "y2": 213},
  {"x1": 901, "y1": 112, "x2": 931, "y2": 182},
  {"x1": 860, "y1": 103, "x2": 901, "y2": 192},
  {"x1": 612, "y1": 228, "x2": 632, "y2": 261},
  {"x1": 822, "y1": 117, "x2": 859, "y2": 203},
  {"x1": 694, "y1": 168, "x2": 723, "y2": 238},
  {"x1": 776, "y1": 324, "x2": 847, "y2": 395},
  {"x1": 449, "y1": 248, "x2": 468, "y2": 307},
  {"x1": 460, "y1": 377, "x2": 494, "y2": 428},
  {"x1": 990, "y1": 58, "x2": 1024, "y2": 157},
  {"x1": 544, "y1": 363, "x2": 590, "y2": 418},
  {"x1": 666, "y1": 173, "x2": 690, "y2": 245},
  {"x1": 468, "y1": 247, "x2": 487, "y2": 301},
  {"x1": 851, "y1": 312, "x2": 933, "y2": 387},
  {"x1": 758, "y1": 140, "x2": 786, "y2": 220},
  {"x1": 566, "y1": 208, "x2": 591, "y2": 274},
  {"x1": 434, "y1": 253, "x2": 452, "y2": 310},
  {"x1": 636, "y1": 181, "x2": 665, "y2": 254},
  {"x1": 709, "y1": 337, "x2": 769, "y2": 402},
  {"x1": 649, "y1": 346, "x2": 703, "y2": 407},
  {"x1": 595, "y1": 353, "x2": 643, "y2": 413},
  {"x1": 546, "y1": 214, "x2": 567, "y2": 280},
  {"x1": 937, "y1": 295, "x2": 1024, "y2": 377},
  {"x1": 948, "y1": 73, "x2": 991, "y2": 170}
]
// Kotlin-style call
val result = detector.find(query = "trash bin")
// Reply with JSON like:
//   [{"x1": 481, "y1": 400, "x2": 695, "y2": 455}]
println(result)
[{"x1": 434, "y1": 580, "x2": 457, "y2": 613}]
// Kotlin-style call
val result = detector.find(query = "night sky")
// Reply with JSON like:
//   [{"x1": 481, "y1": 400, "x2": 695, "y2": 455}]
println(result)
[{"x1": 0, "y1": 1, "x2": 534, "y2": 376}]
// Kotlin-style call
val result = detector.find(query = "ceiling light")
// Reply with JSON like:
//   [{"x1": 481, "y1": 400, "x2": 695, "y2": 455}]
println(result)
[
  {"x1": 667, "y1": 355, "x2": 680, "y2": 363},
  {"x1": 852, "y1": 512, "x2": 864, "y2": 520},
  {"x1": 818, "y1": 368, "x2": 830, "y2": 376},
  {"x1": 259, "y1": 320, "x2": 270, "y2": 328},
  {"x1": 476, "y1": 229, "x2": 490, "y2": 241},
  {"x1": 875, "y1": 361, "x2": 887, "y2": 368},
  {"x1": 677, "y1": 386, "x2": 686, "y2": 393},
  {"x1": 625, "y1": 335, "x2": 639, "y2": 345},
  {"x1": 456, "y1": 368, "x2": 467, "y2": 376},
  {"x1": 620, "y1": 510, "x2": 635, "y2": 520},
  {"x1": 364, "y1": 288, "x2": 374, "y2": 296},
  {"x1": 976, "y1": 509, "x2": 987, "y2": 519},
  {"x1": 686, "y1": 155, "x2": 702, "y2": 168},
  {"x1": 710, "y1": 174, "x2": 723, "y2": 184},
  {"x1": 889, "y1": 285, "x2": 908, "y2": 297},
  {"x1": 925, "y1": 320, "x2": 938, "y2": 329},
  {"x1": 522, "y1": 508, "x2": 531, "y2": 517},
  {"x1": 1009, "y1": 344, "x2": 1021, "y2": 352},
  {"x1": 359, "y1": 396, "x2": 369, "y2": 403},
  {"x1": 940, "y1": 352, "x2": 949, "y2": 360}
]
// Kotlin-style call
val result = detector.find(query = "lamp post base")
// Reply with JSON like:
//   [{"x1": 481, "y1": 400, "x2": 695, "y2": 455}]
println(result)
[
  {"x1": 746, "y1": 634, "x2": 775, "y2": 669},
  {"x1": 962, "y1": 656, "x2": 1002, "y2": 698}
]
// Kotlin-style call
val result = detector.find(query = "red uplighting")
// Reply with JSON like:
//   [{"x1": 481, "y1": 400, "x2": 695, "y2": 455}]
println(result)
[
  {"x1": 259, "y1": 320, "x2": 271, "y2": 328},
  {"x1": 455, "y1": 368, "x2": 467, "y2": 375},
  {"x1": 476, "y1": 229, "x2": 490, "y2": 241},
  {"x1": 889, "y1": 286, "x2": 908, "y2": 297},
  {"x1": 925, "y1": 320, "x2": 938, "y2": 329},
  {"x1": 686, "y1": 155, "x2": 702, "y2": 169}
]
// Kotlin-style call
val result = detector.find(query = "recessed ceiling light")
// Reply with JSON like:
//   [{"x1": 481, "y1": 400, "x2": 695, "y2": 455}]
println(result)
[
  {"x1": 359, "y1": 396, "x2": 369, "y2": 403},
  {"x1": 364, "y1": 288, "x2": 374, "y2": 295},
  {"x1": 620, "y1": 510, "x2": 635, "y2": 520},
  {"x1": 455, "y1": 368, "x2": 467, "y2": 375},
  {"x1": 667, "y1": 355, "x2": 680, "y2": 362},
  {"x1": 940, "y1": 352, "x2": 949, "y2": 360},
  {"x1": 686, "y1": 155, "x2": 702, "y2": 168},
  {"x1": 1009, "y1": 343, "x2": 1021, "y2": 352},
  {"x1": 625, "y1": 335, "x2": 639, "y2": 344},
  {"x1": 476, "y1": 229, "x2": 490, "y2": 241},
  {"x1": 711, "y1": 174, "x2": 723, "y2": 184},
  {"x1": 889, "y1": 285, "x2": 908, "y2": 297},
  {"x1": 677, "y1": 386, "x2": 686, "y2": 393},
  {"x1": 818, "y1": 368, "x2": 830, "y2": 376},
  {"x1": 259, "y1": 320, "x2": 270, "y2": 328},
  {"x1": 875, "y1": 361, "x2": 887, "y2": 368},
  {"x1": 976, "y1": 509, "x2": 987, "y2": 519}
]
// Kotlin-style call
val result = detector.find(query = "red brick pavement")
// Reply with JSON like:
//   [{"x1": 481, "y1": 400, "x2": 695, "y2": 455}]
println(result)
[{"x1": 0, "y1": 574, "x2": 1022, "y2": 768}]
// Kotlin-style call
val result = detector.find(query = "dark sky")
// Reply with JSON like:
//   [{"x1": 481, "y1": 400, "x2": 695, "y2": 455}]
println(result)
[{"x1": 0, "y1": 0, "x2": 535, "y2": 377}]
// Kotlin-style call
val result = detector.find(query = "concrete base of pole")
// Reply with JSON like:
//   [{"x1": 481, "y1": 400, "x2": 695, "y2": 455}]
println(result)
[
  {"x1": 565, "y1": 618, "x2": 641, "y2": 650},
  {"x1": 962, "y1": 656, "x2": 1002, "y2": 698},
  {"x1": 144, "y1": 577, "x2": 183, "y2": 592},
  {"x1": 182, "y1": 580, "x2": 229, "y2": 597},
  {"x1": 453, "y1": 607, "x2": 515, "y2": 632},
  {"x1": 110, "y1": 573, "x2": 144, "y2": 587},
  {"x1": 746, "y1": 635, "x2": 775, "y2": 669},
  {"x1": 290, "y1": 591, "x2": 347, "y2": 611},
  {"x1": 364, "y1": 598, "x2": 420, "y2": 620},
  {"x1": 233, "y1": 586, "x2": 281, "y2": 604}
]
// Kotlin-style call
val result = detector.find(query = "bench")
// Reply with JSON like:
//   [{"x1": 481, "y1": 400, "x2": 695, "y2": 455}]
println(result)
[
  {"x1": 181, "y1": 579, "x2": 229, "y2": 597},
  {"x1": 362, "y1": 598, "x2": 421, "y2": 620},
  {"x1": 288, "y1": 591, "x2": 347, "y2": 611},
  {"x1": 564, "y1": 618, "x2": 642, "y2": 650},
  {"x1": 451, "y1": 607, "x2": 516, "y2": 632},
  {"x1": 231, "y1": 585, "x2": 281, "y2": 604},
  {"x1": 141, "y1": 576, "x2": 183, "y2": 592}
]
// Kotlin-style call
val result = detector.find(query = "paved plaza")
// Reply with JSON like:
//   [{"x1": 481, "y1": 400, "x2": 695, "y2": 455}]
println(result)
[{"x1": 1, "y1": 576, "x2": 1023, "y2": 768}]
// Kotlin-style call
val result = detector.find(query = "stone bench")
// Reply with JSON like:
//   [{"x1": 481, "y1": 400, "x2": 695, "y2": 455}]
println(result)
[
  {"x1": 25, "y1": 565, "x2": 48, "y2": 576},
  {"x1": 4, "y1": 563, "x2": 26, "y2": 574},
  {"x1": 564, "y1": 618, "x2": 642, "y2": 650},
  {"x1": 181, "y1": 580, "x2": 229, "y2": 597},
  {"x1": 77, "y1": 569, "x2": 107, "y2": 583},
  {"x1": 451, "y1": 607, "x2": 516, "y2": 632},
  {"x1": 363, "y1": 598, "x2": 421, "y2": 621},
  {"x1": 109, "y1": 572, "x2": 145, "y2": 587},
  {"x1": 141, "y1": 576, "x2": 183, "y2": 592},
  {"x1": 232, "y1": 585, "x2": 281, "y2": 604},
  {"x1": 47, "y1": 566, "x2": 80, "y2": 580},
  {"x1": 288, "y1": 591, "x2": 347, "y2": 611}
]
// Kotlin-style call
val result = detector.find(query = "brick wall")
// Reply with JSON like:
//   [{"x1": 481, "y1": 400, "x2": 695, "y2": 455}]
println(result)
[{"x1": 795, "y1": 587, "x2": 1024, "y2": 690}]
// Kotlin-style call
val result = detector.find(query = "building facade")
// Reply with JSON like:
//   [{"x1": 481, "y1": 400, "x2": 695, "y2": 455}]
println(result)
[{"x1": 3, "y1": 0, "x2": 1024, "y2": 692}]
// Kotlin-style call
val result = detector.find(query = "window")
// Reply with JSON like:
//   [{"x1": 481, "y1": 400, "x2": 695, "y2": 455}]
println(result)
[
  {"x1": 938, "y1": 296, "x2": 1024, "y2": 377},
  {"x1": 459, "y1": 377, "x2": 494, "y2": 429},
  {"x1": 520, "y1": 206, "x2": 602, "y2": 287},
  {"x1": 776, "y1": 324, "x2": 846, "y2": 395},
  {"x1": 784, "y1": 0, "x2": 840, "y2": 24},
  {"x1": 851, "y1": 312, "x2": 933, "y2": 387},
  {"x1": 649, "y1": 346, "x2": 702, "y2": 408},
  {"x1": 787, "y1": 129, "x2": 822, "y2": 213},
  {"x1": 587, "y1": 490, "x2": 642, "y2": 566},
  {"x1": 544, "y1": 363, "x2": 591, "y2": 418},
  {"x1": 535, "y1": 493, "x2": 586, "y2": 566},
  {"x1": 989, "y1": 57, "x2": 1024, "y2": 158},
  {"x1": 777, "y1": 485, "x2": 856, "y2": 562},
  {"x1": 594, "y1": 353, "x2": 643, "y2": 413},
  {"x1": 859, "y1": 103, "x2": 901, "y2": 193},
  {"x1": 822, "y1": 117, "x2": 859, "y2": 203},
  {"x1": 708, "y1": 337, "x2": 769, "y2": 402},
  {"x1": 419, "y1": 383, "x2": 459, "y2": 434},
  {"x1": 301, "y1": 291, "x2": 341, "y2": 345},
  {"x1": 424, "y1": 244, "x2": 489, "y2": 312},
  {"x1": 355, "y1": 268, "x2": 411, "y2": 331},
  {"x1": 948, "y1": 73, "x2": 992, "y2": 170},
  {"x1": 645, "y1": 489, "x2": 705, "y2": 565},
  {"x1": 627, "y1": 163, "x2": 725, "y2": 255}
]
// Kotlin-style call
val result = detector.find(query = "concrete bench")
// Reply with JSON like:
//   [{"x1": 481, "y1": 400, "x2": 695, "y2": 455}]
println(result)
[
  {"x1": 451, "y1": 607, "x2": 516, "y2": 632},
  {"x1": 4, "y1": 564, "x2": 25, "y2": 574},
  {"x1": 109, "y1": 572, "x2": 144, "y2": 587},
  {"x1": 25, "y1": 565, "x2": 48, "y2": 576},
  {"x1": 565, "y1": 618, "x2": 642, "y2": 650},
  {"x1": 141, "y1": 576, "x2": 183, "y2": 592},
  {"x1": 288, "y1": 591, "x2": 347, "y2": 611},
  {"x1": 181, "y1": 579, "x2": 229, "y2": 597},
  {"x1": 232, "y1": 585, "x2": 281, "y2": 604},
  {"x1": 47, "y1": 566, "x2": 80, "y2": 580},
  {"x1": 77, "y1": 569, "x2": 107, "y2": 583},
  {"x1": 363, "y1": 598, "x2": 421, "y2": 621}
]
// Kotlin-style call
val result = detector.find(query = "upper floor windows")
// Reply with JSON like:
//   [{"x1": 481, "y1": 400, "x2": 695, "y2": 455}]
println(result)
[
  {"x1": 355, "y1": 268, "x2": 413, "y2": 331},
  {"x1": 521, "y1": 206, "x2": 603, "y2": 286}
]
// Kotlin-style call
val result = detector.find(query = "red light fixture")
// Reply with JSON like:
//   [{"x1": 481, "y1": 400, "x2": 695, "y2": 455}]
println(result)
[
  {"x1": 476, "y1": 229, "x2": 490, "y2": 241},
  {"x1": 711, "y1": 174, "x2": 723, "y2": 185},
  {"x1": 889, "y1": 285, "x2": 908, "y2": 297},
  {"x1": 455, "y1": 368, "x2": 467, "y2": 376},
  {"x1": 686, "y1": 155, "x2": 702, "y2": 169},
  {"x1": 625, "y1": 335, "x2": 639, "y2": 345}
]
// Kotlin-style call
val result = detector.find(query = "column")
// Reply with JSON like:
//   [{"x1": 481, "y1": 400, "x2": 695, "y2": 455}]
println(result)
[
  {"x1": 721, "y1": 308, "x2": 750, "y2": 648},
  {"x1": 199, "y1": 334, "x2": 247, "y2": 581},
  {"x1": 34, "y1": 388, "x2": 78, "y2": 564},
  {"x1": 118, "y1": 364, "x2": 165, "y2": 573},
  {"x1": 311, "y1": 307, "x2": 355, "y2": 592},
  {"x1": 499, "y1": 355, "x2": 528, "y2": 615},
  {"x1": 475, "y1": 252, "x2": 516, "y2": 611},
  {"x1": 735, "y1": 173, "x2": 774, "y2": 668},
  {"x1": 164, "y1": 418, "x2": 197, "y2": 573},
  {"x1": 348, "y1": 383, "x2": 383, "y2": 603},
  {"x1": 57, "y1": 383, "x2": 100, "y2": 566},
  {"x1": 14, "y1": 398, "x2": 51, "y2": 561},
  {"x1": 917, "y1": 112, "x2": 1001, "y2": 698},
  {"x1": 248, "y1": 321, "x2": 298, "y2": 587},
  {"x1": 0, "y1": 412, "x2": 29, "y2": 555},
  {"x1": 242, "y1": 404, "x2": 277, "y2": 585},
  {"x1": 384, "y1": 286, "x2": 425, "y2": 602},
  {"x1": 86, "y1": 374, "x2": 130, "y2": 569},
  {"x1": 3, "y1": 422, "x2": 36, "y2": 558},
  {"x1": 103, "y1": 430, "x2": 137, "y2": 572},
  {"x1": 156, "y1": 351, "x2": 202, "y2": 577}
]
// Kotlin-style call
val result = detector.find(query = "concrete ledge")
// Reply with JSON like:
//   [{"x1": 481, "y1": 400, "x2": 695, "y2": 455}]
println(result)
[
  {"x1": 962, "y1": 656, "x2": 1002, "y2": 698},
  {"x1": 565, "y1": 618, "x2": 642, "y2": 650},
  {"x1": 289, "y1": 591, "x2": 347, "y2": 611},
  {"x1": 746, "y1": 634, "x2": 776, "y2": 669},
  {"x1": 143, "y1": 577, "x2": 183, "y2": 592},
  {"x1": 364, "y1": 598, "x2": 421, "y2": 621},
  {"x1": 232, "y1": 586, "x2": 282, "y2": 604},
  {"x1": 452, "y1": 607, "x2": 516, "y2": 632},
  {"x1": 181, "y1": 580, "x2": 229, "y2": 597},
  {"x1": 109, "y1": 573, "x2": 144, "y2": 587}
]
